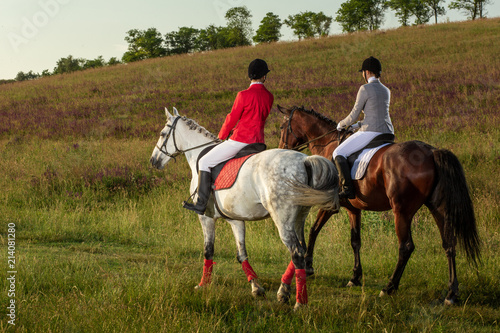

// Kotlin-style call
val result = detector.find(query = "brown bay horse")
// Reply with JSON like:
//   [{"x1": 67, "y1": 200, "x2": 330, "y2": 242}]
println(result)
[{"x1": 277, "y1": 105, "x2": 481, "y2": 305}]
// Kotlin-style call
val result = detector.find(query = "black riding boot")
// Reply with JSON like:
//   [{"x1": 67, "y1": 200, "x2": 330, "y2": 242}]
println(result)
[
  {"x1": 334, "y1": 156, "x2": 356, "y2": 199},
  {"x1": 183, "y1": 171, "x2": 212, "y2": 215}
]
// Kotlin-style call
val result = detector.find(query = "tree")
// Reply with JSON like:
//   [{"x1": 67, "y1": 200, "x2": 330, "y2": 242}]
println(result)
[
  {"x1": 285, "y1": 12, "x2": 314, "y2": 39},
  {"x1": 197, "y1": 25, "x2": 232, "y2": 51},
  {"x1": 108, "y1": 57, "x2": 121, "y2": 66},
  {"x1": 225, "y1": 6, "x2": 253, "y2": 46},
  {"x1": 364, "y1": 0, "x2": 388, "y2": 30},
  {"x1": 82, "y1": 56, "x2": 106, "y2": 69},
  {"x1": 122, "y1": 28, "x2": 167, "y2": 63},
  {"x1": 449, "y1": 0, "x2": 492, "y2": 20},
  {"x1": 253, "y1": 12, "x2": 282, "y2": 43},
  {"x1": 285, "y1": 11, "x2": 333, "y2": 39},
  {"x1": 53, "y1": 55, "x2": 84, "y2": 74},
  {"x1": 165, "y1": 27, "x2": 201, "y2": 55},
  {"x1": 388, "y1": 0, "x2": 432, "y2": 26},
  {"x1": 15, "y1": 70, "x2": 40, "y2": 81},
  {"x1": 423, "y1": 0, "x2": 446, "y2": 24},
  {"x1": 336, "y1": 0, "x2": 370, "y2": 32},
  {"x1": 335, "y1": 0, "x2": 386, "y2": 32},
  {"x1": 387, "y1": 0, "x2": 413, "y2": 26},
  {"x1": 311, "y1": 11, "x2": 333, "y2": 36},
  {"x1": 411, "y1": 0, "x2": 433, "y2": 24}
]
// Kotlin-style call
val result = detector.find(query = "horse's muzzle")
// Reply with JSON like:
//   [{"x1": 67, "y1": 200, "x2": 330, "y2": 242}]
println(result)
[{"x1": 150, "y1": 156, "x2": 163, "y2": 169}]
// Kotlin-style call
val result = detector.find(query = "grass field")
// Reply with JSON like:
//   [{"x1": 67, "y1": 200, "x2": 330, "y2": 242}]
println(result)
[{"x1": 1, "y1": 18, "x2": 499, "y2": 332}]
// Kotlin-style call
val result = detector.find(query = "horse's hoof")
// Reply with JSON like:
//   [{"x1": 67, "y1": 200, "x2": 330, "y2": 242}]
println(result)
[
  {"x1": 347, "y1": 279, "x2": 361, "y2": 287},
  {"x1": 250, "y1": 280, "x2": 266, "y2": 298},
  {"x1": 444, "y1": 298, "x2": 455, "y2": 306},
  {"x1": 294, "y1": 302, "x2": 308, "y2": 311},
  {"x1": 252, "y1": 288, "x2": 266, "y2": 298},
  {"x1": 379, "y1": 290, "x2": 388, "y2": 297},
  {"x1": 277, "y1": 283, "x2": 291, "y2": 304},
  {"x1": 305, "y1": 267, "x2": 315, "y2": 277},
  {"x1": 194, "y1": 284, "x2": 209, "y2": 291}
]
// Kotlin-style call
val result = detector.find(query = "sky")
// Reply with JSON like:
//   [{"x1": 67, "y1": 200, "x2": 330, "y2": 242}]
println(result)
[{"x1": 1, "y1": 0, "x2": 499, "y2": 80}]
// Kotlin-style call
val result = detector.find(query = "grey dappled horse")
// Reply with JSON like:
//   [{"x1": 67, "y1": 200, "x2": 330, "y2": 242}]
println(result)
[{"x1": 150, "y1": 108, "x2": 340, "y2": 309}]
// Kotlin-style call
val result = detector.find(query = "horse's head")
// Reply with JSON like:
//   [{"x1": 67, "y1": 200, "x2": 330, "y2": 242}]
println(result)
[
  {"x1": 150, "y1": 107, "x2": 182, "y2": 170},
  {"x1": 278, "y1": 105, "x2": 308, "y2": 150}
]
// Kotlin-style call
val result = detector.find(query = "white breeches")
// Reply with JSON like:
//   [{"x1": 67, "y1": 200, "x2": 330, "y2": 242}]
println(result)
[
  {"x1": 333, "y1": 131, "x2": 382, "y2": 159},
  {"x1": 199, "y1": 139, "x2": 249, "y2": 172}
]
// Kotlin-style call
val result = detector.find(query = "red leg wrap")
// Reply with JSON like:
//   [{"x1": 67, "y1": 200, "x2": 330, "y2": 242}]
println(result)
[
  {"x1": 281, "y1": 260, "x2": 295, "y2": 285},
  {"x1": 241, "y1": 260, "x2": 258, "y2": 282},
  {"x1": 199, "y1": 259, "x2": 215, "y2": 286},
  {"x1": 295, "y1": 269, "x2": 308, "y2": 304}
]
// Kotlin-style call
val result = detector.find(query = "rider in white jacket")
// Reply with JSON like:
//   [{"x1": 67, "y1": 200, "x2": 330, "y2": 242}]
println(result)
[{"x1": 333, "y1": 56, "x2": 394, "y2": 199}]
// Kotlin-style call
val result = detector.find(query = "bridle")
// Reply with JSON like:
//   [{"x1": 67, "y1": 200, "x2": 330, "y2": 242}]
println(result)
[
  {"x1": 281, "y1": 106, "x2": 345, "y2": 151},
  {"x1": 281, "y1": 107, "x2": 302, "y2": 150},
  {"x1": 156, "y1": 116, "x2": 220, "y2": 162}
]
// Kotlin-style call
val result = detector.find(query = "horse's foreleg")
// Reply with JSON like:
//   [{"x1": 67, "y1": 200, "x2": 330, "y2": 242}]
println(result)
[
  {"x1": 196, "y1": 216, "x2": 216, "y2": 289},
  {"x1": 228, "y1": 219, "x2": 265, "y2": 297},
  {"x1": 381, "y1": 213, "x2": 415, "y2": 296},
  {"x1": 305, "y1": 209, "x2": 335, "y2": 276},
  {"x1": 347, "y1": 208, "x2": 362, "y2": 287}
]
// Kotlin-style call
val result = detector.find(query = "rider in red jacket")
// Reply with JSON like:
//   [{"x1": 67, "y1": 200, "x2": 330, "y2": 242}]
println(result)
[
  {"x1": 218, "y1": 82, "x2": 273, "y2": 143},
  {"x1": 183, "y1": 59, "x2": 274, "y2": 215}
]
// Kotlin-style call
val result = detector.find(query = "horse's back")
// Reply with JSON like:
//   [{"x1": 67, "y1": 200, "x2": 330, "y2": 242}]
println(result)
[
  {"x1": 214, "y1": 149, "x2": 310, "y2": 220},
  {"x1": 355, "y1": 140, "x2": 436, "y2": 211}
]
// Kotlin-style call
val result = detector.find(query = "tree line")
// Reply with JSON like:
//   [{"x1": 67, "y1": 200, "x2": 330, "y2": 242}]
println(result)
[
  {"x1": 336, "y1": 0, "x2": 492, "y2": 32},
  {"x1": 9, "y1": 0, "x2": 493, "y2": 82}
]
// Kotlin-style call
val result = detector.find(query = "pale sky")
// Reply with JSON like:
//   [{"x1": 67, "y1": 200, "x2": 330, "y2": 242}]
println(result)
[{"x1": 1, "y1": 0, "x2": 498, "y2": 80}]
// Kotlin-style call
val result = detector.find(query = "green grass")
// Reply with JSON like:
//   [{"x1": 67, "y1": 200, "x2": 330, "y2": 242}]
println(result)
[{"x1": 1, "y1": 18, "x2": 499, "y2": 332}]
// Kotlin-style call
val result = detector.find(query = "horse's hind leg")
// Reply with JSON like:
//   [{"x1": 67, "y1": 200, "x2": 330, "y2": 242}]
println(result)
[
  {"x1": 381, "y1": 211, "x2": 415, "y2": 296},
  {"x1": 228, "y1": 219, "x2": 265, "y2": 297},
  {"x1": 428, "y1": 207, "x2": 459, "y2": 305},
  {"x1": 305, "y1": 209, "x2": 335, "y2": 276},
  {"x1": 276, "y1": 208, "x2": 309, "y2": 309}
]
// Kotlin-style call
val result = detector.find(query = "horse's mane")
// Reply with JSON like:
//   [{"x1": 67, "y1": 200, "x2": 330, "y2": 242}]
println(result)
[
  {"x1": 182, "y1": 116, "x2": 219, "y2": 140},
  {"x1": 294, "y1": 106, "x2": 337, "y2": 128}
]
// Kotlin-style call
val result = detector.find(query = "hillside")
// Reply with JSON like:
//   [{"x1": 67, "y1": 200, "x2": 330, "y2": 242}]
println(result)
[
  {"x1": 1, "y1": 18, "x2": 499, "y2": 142},
  {"x1": 1, "y1": 18, "x2": 500, "y2": 332}
]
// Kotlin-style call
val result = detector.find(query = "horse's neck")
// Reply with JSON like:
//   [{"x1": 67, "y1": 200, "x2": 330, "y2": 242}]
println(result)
[
  {"x1": 302, "y1": 118, "x2": 338, "y2": 158},
  {"x1": 177, "y1": 124, "x2": 216, "y2": 176}
]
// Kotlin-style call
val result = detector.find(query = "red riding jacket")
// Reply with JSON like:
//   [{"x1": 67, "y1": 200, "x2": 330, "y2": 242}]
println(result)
[{"x1": 218, "y1": 83, "x2": 274, "y2": 144}]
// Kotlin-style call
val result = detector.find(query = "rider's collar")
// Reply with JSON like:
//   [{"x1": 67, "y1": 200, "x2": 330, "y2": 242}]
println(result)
[
  {"x1": 368, "y1": 77, "x2": 379, "y2": 83},
  {"x1": 250, "y1": 82, "x2": 264, "y2": 86}
]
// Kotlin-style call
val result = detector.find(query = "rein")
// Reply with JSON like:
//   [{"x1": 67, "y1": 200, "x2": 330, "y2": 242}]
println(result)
[
  {"x1": 283, "y1": 106, "x2": 339, "y2": 151},
  {"x1": 156, "y1": 116, "x2": 220, "y2": 161}
]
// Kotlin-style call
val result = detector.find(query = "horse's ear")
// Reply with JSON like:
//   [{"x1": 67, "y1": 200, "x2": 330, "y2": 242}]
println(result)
[
  {"x1": 165, "y1": 107, "x2": 173, "y2": 119},
  {"x1": 277, "y1": 105, "x2": 290, "y2": 116},
  {"x1": 173, "y1": 107, "x2": 180, "y2": 116}
]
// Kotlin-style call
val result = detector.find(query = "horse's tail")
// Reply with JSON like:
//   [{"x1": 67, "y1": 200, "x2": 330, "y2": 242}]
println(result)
[
  {"x1": 431, "y1": 149, "x2": 481, "y2": 266},
  {"x1": 287, "y1": 155, "x2": 340, "y2": 211}
]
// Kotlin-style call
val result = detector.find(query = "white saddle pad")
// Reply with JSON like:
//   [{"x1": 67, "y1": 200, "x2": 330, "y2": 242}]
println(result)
[{"x1": 351, "y1": 143, "x2": 391, "y2": 180}]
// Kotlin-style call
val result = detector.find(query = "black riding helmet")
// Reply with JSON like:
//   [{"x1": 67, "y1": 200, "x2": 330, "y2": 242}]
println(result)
[
  {"x1": 359, "y1": 56, "x2": 382, "y2": 76},
  {"x1": 248, "y1": 59, "x2": 270, "y2": 80}
]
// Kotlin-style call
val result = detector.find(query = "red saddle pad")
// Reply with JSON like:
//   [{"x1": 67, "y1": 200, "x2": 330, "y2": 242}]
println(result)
[{"x1": 214, "y1": 154, "x2": 255, "y2": 191}]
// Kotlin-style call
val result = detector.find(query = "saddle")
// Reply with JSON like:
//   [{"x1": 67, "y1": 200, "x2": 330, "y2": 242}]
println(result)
[
  {"x1": 346, "y1": 133, "x2": 395, "y2": 180},
  {"x1": 197, "y1": 143, "x2": 267, "y2": 190}
]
